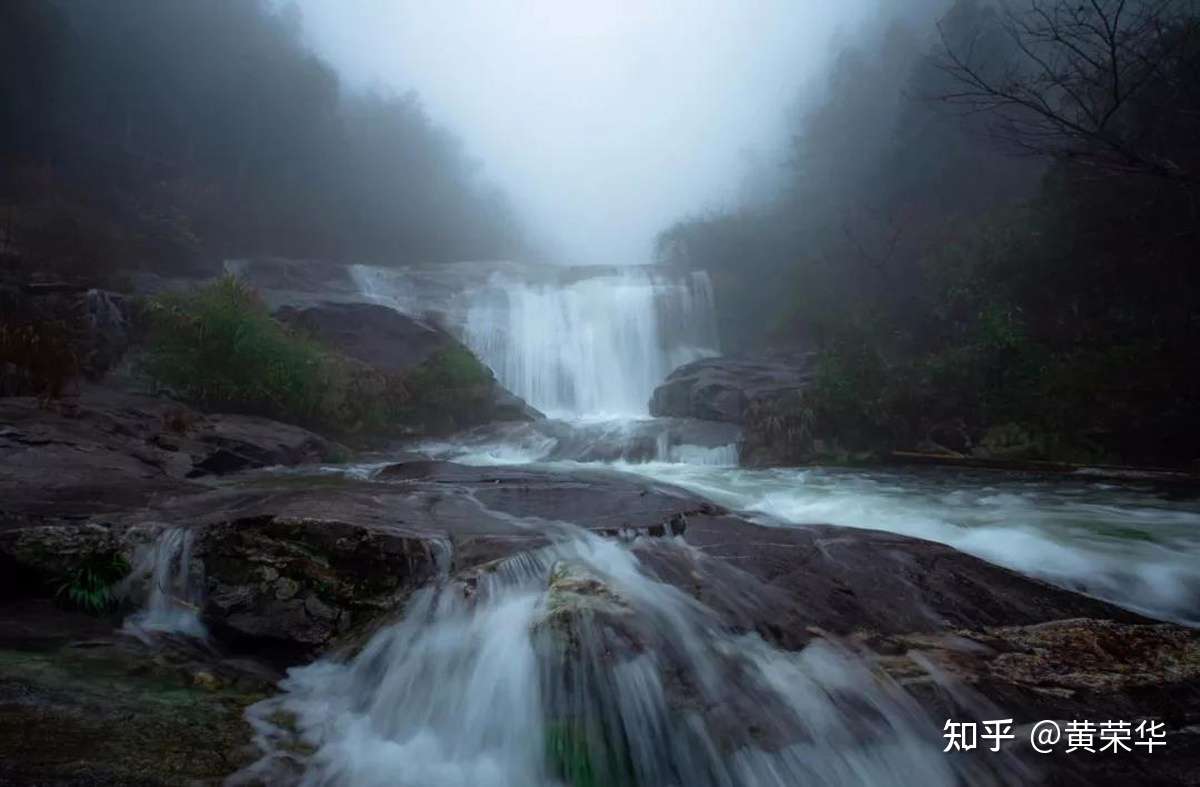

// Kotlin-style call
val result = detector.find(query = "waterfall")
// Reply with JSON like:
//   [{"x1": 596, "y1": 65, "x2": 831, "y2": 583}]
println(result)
[
  {"x1": 463, "y1": 269, "x2": 718, "y2": 416},
  {"x1": 350, "y1": 262, "x2": 720, "y2": 417},
  {"x1": 122, "y1": 528, "x2": 206, "y2": 640},
  {"x1": 235, "y1": 530, "x2": 1007, "y2": 787}
]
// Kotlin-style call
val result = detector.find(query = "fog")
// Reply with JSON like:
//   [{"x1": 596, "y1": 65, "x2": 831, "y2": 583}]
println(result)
[{"x1": 293, "y1": 0, "x2": 879, "y2": 264}]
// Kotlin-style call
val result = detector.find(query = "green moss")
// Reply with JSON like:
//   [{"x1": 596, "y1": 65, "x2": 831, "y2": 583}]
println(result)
[
  {"x1": 545, "y1": 720, "x2": 638, "y2": 787},
  {"x1": 0, "y1": 645, "x2": 266, "y2": 785},
  {"x1": 396, "y1": 346, "x2": 496, "y2": 434}
]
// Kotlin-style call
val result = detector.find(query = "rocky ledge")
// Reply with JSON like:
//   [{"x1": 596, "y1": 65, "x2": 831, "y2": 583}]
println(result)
[
  {"x1": 0, "y1": 386, "x2": 341, "y2": 527},
  {"x1": 1, "y1": 436, "x2": 1197, "y2": 783}
]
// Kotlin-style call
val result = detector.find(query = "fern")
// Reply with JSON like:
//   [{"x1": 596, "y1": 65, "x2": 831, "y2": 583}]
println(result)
[{"x1": 56, "y1": 552, "x2": 132, "y2": 615}]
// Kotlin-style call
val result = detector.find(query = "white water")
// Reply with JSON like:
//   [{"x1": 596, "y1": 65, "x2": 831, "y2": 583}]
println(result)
[
  {"x1": 239, "y1": 527, "x2": 1011, "y2": 786},
  {"x1": 317, "y1": 260, "x2": 1200, "y2": 786},
  {"x1": 420, "y1": 416, "x2": 741, "y2": 467},
  {"x1": 122, "y1": 527, "x2": 207, "y2": 640},
  {"x1": 427, "y1": 431, "x2": 1200, "y2": 627},
  {"x1": 352, "y1": 262, "x2": 719, "y2": 417}
]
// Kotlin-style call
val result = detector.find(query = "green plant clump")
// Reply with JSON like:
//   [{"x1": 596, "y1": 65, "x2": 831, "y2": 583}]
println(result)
[
  {"x1": 141, "y1": 275, "x2": 332, "y2": 423},
  {"x1": 56, "y1": 552, "x2": 132, "y2": 615},
  {"x1": 544, "y1": 719, "x2": 637, "y2": 787},
  {"x1": 141, "y1": 276, "x2": 498, "y2": 438}
]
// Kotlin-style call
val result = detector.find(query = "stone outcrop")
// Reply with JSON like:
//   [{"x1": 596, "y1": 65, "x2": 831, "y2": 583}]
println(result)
[
  {"x1": 0, "y1": 282, "x2": 133, "y2": 398},
  {"x1": 0, "y1": 599, "x2": 272, "y2": 787},
  {"x1": 275, "y1": 301, "x2": 457, "y2": 373},
  {"x1": 649, "y1": 354, "x2": 814, "y2": 424},
  {"x1": 198, "y1": 515, "x2": 443, "y2": 663},
  {"x1": 0, "y1": 386, "x2": 340, "y2": 527},
  {"x1": 275, "y1": 300, "x2": 540, "y2": 424},
  {"x1": 649, "y1": 353, "x2": 832, "y2": 466}
]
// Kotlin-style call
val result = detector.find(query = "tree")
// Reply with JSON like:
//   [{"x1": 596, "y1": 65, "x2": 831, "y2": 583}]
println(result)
[{"x1": 935, "y1": 0, "x2": 1200, "y2": 181}]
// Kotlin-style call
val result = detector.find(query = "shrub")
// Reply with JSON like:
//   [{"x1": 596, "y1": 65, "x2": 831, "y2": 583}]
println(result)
[
  {"x1": 56, "y1": 551, "x2": 131, "y2": 615},
  {"x1": 0, "y1": 319, "x2": 80, "y2": 403},
  {"x1": 140, "y1": 276, "x2": 493, "y2": 438},
  {"x1": 399, "y1": 345, "x2": 494, "y2": 432},
  {"x1": 141, "y1": 276, "x2": 331, "y2": 422}
]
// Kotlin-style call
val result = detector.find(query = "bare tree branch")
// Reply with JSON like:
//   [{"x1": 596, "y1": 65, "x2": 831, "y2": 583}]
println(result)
[{"x1": 933, "y1": 0, "x2": 1200, "y2": 182}]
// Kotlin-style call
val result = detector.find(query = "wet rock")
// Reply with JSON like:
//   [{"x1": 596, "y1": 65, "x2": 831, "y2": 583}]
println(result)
[
  {"x1": 222, "y1": 257, "x2": 362, "y2": 308},
  {"x1": 198, "y1": 514, "x2": 441, "y2": 664},
  {"x1": 868, "y1": 619, "x2": 1200, "y2": 786},
  {"x1": 538, "y1": 561, "x2": 639, "y2": 655},
  {"x1": 80, "y1": 288, "x2": 131, "y2": 379},
  {"x1": 0, "y1": 619, "x2": 271, "y2": 786},
  {"x1": 0, "y1": 523, "x2": 125, "y2": 585},
  {"x1": 650, "y1": 354, "x2": 814, "y2": 424},
  {"x1": 641, "y1": 515, "x2": 1149, "y2": 651},
  {"x1": 0, "y1": 386, "x2": 341, "y2": 526},
  {"x1": 275, "y1": 300, "x2": 458, "y2": 373},
  {"x1": 275, "y1": 300, "x2": 540, "y2": 424}
]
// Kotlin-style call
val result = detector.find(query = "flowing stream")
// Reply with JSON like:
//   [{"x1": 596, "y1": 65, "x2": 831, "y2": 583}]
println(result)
[
  {"x1": 238, "y1": 263, "x2": 1200, "y2": 784},
  {"x1": 122, "y1": 527, "x2": 207, "y2": 641},
  {"x1": 239, "y1": 523, "x2": 1020, "y2": 787}
]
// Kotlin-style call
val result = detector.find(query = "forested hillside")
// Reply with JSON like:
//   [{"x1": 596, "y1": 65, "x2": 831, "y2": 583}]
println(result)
[
  {"x1": 659, "y1": 0, "x2": 1200, "y2": 465},
  {"x1": 0, "y1": 0, "x2": 524, "y2": 280}
]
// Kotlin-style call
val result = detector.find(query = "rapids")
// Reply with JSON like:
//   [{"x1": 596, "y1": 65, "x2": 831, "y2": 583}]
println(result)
[
  {"x1": 230, "y1": 261, "x2": 1199, "y2": 785},
  {"x1": 352, "y1": 262, "x2": 718, "y2": 416},
  {"x1": 236, "y1": 522, "x2": 1022, "y2": 787}
]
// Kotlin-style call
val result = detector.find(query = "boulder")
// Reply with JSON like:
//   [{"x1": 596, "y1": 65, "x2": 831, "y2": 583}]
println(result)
[
  {"x1": 275, "y1": 300, "x2": 540, "y2": 424},
  {"x1": 275, "y1": 301, "x2": 456, "y2": 373},
  {"x1": 649, "y1": 354, "x2": 814, "y2": 424},
  {"x1": 198, "y1": 514, "x2": 443, "y2": 663}
]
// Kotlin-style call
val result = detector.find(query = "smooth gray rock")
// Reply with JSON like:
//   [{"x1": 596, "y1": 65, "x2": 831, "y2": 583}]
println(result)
[{"x1": 650, "y1": 354, "x2": 814, "y2": 424}]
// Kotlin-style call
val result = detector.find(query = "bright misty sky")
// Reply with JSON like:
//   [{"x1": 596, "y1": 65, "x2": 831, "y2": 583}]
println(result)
[{"x1": 293, "y1": 0, "x2": 876, "y2": 265}]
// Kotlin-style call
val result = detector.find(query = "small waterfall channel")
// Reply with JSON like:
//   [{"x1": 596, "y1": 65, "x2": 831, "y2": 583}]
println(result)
[
  {"x1": 122, "y1": 527, "x2": 206, "y2": 641},
  {"x1": 236, "y1": 527, "x2": 1011, "y2": 786}
]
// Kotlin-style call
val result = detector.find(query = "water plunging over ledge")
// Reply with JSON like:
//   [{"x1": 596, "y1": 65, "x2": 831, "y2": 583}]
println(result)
[
  {"x1": 122, "y1": 528, "x2": 207, "y2": 641},
  {"x1": 236, "y1": 526, "x2": 1015, "y2": 787},
  {"x1": 352, "y1": 262, "x2": 719, "y2": 417}
]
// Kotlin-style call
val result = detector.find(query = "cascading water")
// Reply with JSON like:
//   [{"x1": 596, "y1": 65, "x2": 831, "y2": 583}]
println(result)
[
  {"x1": 462, "y1": 269, "x2": 717, "y2": 416},
  {"x1": 351, "y1": 262, "x2": 719, "y2": 417},
  {"x1": 237, "y1": 527, "x2": 1011, "y2": 787},
  {"x1": 122, "y1": 527, "x2": 206, "y2": 640}
]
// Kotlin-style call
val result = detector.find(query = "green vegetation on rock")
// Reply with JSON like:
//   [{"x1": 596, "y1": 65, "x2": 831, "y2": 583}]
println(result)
[
  {"x1": 141, "y1": 276, "x2": 495, "y2": 439},
  {"x1": 141, "y1": 276, "x2": 333, "y2": 421},
  {"x1": 545, "y1": 719, "x2": 638, "y2": 787},
  {"x1": 55, "y1": 551, "x2": 131, "y2": 615}
]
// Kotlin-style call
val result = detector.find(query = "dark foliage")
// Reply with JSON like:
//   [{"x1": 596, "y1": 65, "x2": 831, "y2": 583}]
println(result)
[
  {"x1": 657, "y1": 1, "x2": 1200, "y2": 465},
  {"x1": 0, "y1": 0, "x2": 524, "y2": 281}
]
